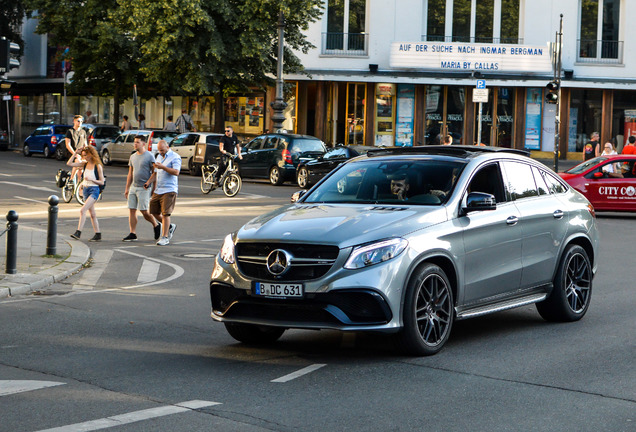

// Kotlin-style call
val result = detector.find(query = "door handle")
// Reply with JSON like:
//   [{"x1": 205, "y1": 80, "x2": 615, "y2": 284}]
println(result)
[
  {"x1": 506, "y1": 216, "x2": 519, "y2": 225},
  {"x1": 553, "y1": 210, "x2": 564, "y2": 219}
]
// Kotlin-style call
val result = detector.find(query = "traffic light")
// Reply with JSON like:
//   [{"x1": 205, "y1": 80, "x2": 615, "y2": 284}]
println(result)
[
  {"x1": 0, "y1": 37, "x2": 20, "y2": 76},
  {"x1": 545, "y1": 81, "x2": 559, "y2": 104}
]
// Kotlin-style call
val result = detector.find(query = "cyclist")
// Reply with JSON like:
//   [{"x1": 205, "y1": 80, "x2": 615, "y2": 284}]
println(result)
[
  {"x1": 67, "y1": 146, "x2": 104, "y2": 241},
  {"x1": 65, "y1": 115, "x2": 87, "y2": 186},
  {"x1": 216, "y1": 126, "x2": 242, "y2": 184}
]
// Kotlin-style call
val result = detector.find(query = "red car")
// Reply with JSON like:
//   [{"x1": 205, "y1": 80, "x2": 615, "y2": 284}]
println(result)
[{"x1": 559, "y1": 155, "x2": 636, "y2": 212}]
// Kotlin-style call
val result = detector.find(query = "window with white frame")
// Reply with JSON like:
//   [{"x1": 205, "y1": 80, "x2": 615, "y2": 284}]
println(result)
[
  {"x1": 422, "y1": 0, "x2": 521, "y2": 44},
  {"x1": 578, "y1": 0, "x2": 622, "y2": 63},
  {"x1": 323, "y1": 0, "x2": 368, "y2": 55}
]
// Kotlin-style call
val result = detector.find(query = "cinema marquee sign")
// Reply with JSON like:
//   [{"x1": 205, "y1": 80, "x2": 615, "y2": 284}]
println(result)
[{"x1": 389, "y1": 42, "x2": 552, "y2": 73}]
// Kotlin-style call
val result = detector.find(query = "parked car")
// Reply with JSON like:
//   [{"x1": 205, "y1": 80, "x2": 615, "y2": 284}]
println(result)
[
  {"x1": 84, "y1": 123, "x2": 120, "y2": 154},
  {"x1": 239, "y1": 133, "x2": 327, "y2": 185},
  {"x1": 296, "y1": 145, "x2": 371, "y2": 188},
  {"x1": 23, "y1": 124, "x2": 71, "y2": 158},
  {"x1": 169, "y1": 132, "x2": 224, "y2": 175},
  {"x1": 0, "y1": 129, "x2": 9, "y2": 150},
  {"x1": 100, "y1": 129, "x2": 178, "y2": 165},
  {"x1": 209, "y1": 145, "x2": 599, "y2": 355},
  {"x1": 558, "y1": 154, "x2": 636, "y2": 212}
]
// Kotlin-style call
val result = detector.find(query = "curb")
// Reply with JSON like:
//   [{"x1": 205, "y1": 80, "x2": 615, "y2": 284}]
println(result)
[{"x1": 0, "y1": 238, "x2": 91, "y2": 299}]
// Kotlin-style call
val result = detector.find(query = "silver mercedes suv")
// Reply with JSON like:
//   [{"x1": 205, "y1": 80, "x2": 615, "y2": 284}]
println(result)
[{"x1": 209, "y1": 146, "x2": 599, "y2": 355}]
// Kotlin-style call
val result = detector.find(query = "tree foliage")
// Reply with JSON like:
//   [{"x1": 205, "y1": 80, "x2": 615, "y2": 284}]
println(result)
[{"x1": 1, "y1": 0, "x2": 27, "y2": 48}]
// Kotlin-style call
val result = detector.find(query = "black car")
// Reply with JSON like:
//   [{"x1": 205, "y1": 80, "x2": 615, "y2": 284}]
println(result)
[
  {"x1": 296, "y1": 145, "x2": 370, "y2": 188},
  {"x1": 239, "y1": 133, "x2": 327, "y2": 185}
]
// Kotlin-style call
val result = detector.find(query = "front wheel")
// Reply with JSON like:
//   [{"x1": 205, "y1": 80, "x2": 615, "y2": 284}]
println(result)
[
  {"x1": 75, "y1": 183, "x2": 85, "y2": 205},
  {"x1": 395, "y1": 263, "x2": 454, "y2": 356},
  {"x1": 536, "y1": 245, "x2": 592, "y2": 322},
  {"x1": 223, "y1": 173, "x2": 242, "y2": 197},
  {"x1": 101, "y1": 150, "x2": 112, "y2": 165},
  {"x1": 62, "y1": 179, "x2": 74, "y2": 203},
  {"x1": 269, "y1": 166, "x2": 284, "y2": 186},
  {"x1": 224, "y1": 322, "x2": 285, "y2": 344},
  {"x1": 23, "y1": 144, "x2": 31, "y2": 157}
]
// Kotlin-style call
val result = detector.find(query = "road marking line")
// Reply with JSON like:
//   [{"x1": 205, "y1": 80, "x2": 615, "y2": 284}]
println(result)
[
  {"x1": 0, "y1": 181, "x2": 56, "y2": 193},
  {"x1": 15, "y1": 195, "x2": 50, "y2": 204},
  {"x1": 0, "y1": 380, "x2": 65, "y2": 397},
  {"x1": 137, "y1": 259, "x2": 160, "y2": 283},
  {"x1": 73, "y1": 250, "x2": 114, "y2": 289},
  {"x1": 8, "y1": 162, "x2": 36, "y2": 167},
  {"x1": 34, "y1": 400, "x2": 221, "y2": 432},
  {"x1": 271, "y1": 364, "x2": 327, "y2": 383},
  {"x1": 115, "y1": 249, "x2": 184, "y2": 290},
  {"x1": 0, "y1": 173, "x2": 11, "y2": 176}
]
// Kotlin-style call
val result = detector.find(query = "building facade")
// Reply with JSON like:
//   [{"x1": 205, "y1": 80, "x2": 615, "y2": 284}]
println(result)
[{"x1": 5, "y1": 0, "x2": 633, "y2": 160}]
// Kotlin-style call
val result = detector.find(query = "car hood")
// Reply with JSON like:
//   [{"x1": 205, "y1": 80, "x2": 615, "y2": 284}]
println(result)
[{"x1": 237, "y1": 204, "x2": 448, "y2": 248}]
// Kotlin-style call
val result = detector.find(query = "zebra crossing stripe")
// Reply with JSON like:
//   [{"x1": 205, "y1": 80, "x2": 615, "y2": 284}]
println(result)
[
  {"x1": 75, "y1": 250, "x2": 114, "y2": 288},
  {"x1": 137, "y1": 259, "x2": 161, "y2": 283},
  {"x1": 34, "y1": 400, "x2": 220, "y2": 432},
  {"x1": 0, "y1": 380, "x2": 65, "y2": 397}
]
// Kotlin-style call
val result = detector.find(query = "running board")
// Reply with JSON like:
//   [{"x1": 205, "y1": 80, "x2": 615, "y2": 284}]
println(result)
[{"x1": 456, "y1": 293, "x2": 548, "y2": 320}]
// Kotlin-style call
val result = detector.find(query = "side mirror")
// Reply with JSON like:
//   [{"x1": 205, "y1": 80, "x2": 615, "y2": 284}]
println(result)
[
  {"x1": 593, "y1": 171, "x2": 604, "y2": 179},
  {"x1": 291, "y1": 190, "x2": 307, "y2": 203},
  {"x1": 462, "y1": 192, "x2": 496, "y2": 214}
]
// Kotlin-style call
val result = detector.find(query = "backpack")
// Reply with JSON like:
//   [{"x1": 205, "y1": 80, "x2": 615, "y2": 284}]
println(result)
[
  {"x1": 55, "y1": 169, "x2": 69, "y2": 188},
  {"x1": 94, "y1": 165, "x2": 107, "y2": 192}
]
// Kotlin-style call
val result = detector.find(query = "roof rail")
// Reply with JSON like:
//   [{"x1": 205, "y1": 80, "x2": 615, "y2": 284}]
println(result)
[{"x1": 366, "y1": 145, "x2": 530, "y2": 158}]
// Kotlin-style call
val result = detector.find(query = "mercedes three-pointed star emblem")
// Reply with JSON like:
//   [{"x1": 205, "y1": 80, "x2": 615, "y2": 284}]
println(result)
[{"x1": 266, "y1": 249, "x2": 292, "y2": 276}]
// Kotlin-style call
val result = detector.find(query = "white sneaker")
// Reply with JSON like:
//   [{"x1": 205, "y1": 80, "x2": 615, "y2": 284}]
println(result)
[
  {"x1": 168, "y1": 223, "x2": 177, "y2": 240},
  {"x1": 156, "y1": 237, "x2": 170, "y2": 246}
]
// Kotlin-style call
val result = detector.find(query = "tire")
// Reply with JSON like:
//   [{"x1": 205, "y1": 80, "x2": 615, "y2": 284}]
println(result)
[
  {"x1": 101, "y1": 150, "x2": 112, "y2": 166},
  {"x1": 395, "y1": 263, "x2": 454, "y2": 356},
  {"x1": 55, "y1": 146, "x2": 65, "y2": 161},
  {"x1": 23, "y1": 144, "x2": 31, "y2": 157},
  {"x1": 269, "y1": 166, "x2": 284, "y2": 186},
  {"x1": 75, "y1": 183, "x2": 85, "y2": 205},
  {"x1": 62, "y1": 179, "x2": 74, "y2": 203},
  {"x1": 297, "y1": 166, "x2": 311, "y2": 189},
  {"x1": 200, "y1": 167, "x2": 216, "y2": 194},
  {"x1": 223, "y1": 173, "x2": 242, "y2": 197},
  {"x1": 224, "y1": 322, "x2": 285, "y2": 344},
  {"x1": 43, "y1": 146, "x2": 51, "y2": 158},
  {"x1": 536, "y1": 245, "x2": 592, "y2": 322},
  {"x1": 188, "y1": 158, "x2": 201, "y2": 176}
]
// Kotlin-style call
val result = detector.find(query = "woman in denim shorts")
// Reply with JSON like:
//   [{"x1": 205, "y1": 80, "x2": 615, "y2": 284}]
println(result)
[{"x1": 66, "y1": 146, "x2": 105, "y2": 241}]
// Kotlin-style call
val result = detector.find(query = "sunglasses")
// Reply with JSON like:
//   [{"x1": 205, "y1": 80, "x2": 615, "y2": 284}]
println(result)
[{"x1": 225, "y1": 130, "x2": 231, "y2": 132}]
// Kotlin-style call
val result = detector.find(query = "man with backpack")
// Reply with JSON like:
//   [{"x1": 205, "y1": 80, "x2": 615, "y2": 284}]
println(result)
[{"x1": 174, "y1": 109, "x2": 195, "y2": 133}]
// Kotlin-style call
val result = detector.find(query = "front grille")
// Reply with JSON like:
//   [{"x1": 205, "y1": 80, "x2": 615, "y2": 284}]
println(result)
[
  {"x1": 236, "y1": 242, "x2": 339, "y2": 281},
  {"x1": 210, "y1": 283, "x2": 392, "y2": 326}
]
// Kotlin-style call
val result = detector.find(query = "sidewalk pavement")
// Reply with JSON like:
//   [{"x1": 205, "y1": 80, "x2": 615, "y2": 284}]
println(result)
[{"x1": 0, "y1": 227, "x2": 90, "y2": 299}]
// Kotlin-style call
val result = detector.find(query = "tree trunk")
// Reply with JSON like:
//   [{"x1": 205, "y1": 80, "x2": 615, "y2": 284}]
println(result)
[
  {"x1": 113, "y1": 75, "x2": 121, "y2": 127},
  {"x1": 214, "y1": 89, "x2": 224, "y2": 133}
]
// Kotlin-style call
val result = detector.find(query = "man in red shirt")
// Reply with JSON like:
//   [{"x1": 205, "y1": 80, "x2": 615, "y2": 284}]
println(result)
[{"x1": 622, "y1": 136, "x2": 636, "y2": 154}]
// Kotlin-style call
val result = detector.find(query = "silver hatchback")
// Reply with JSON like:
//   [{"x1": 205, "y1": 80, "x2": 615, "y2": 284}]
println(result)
[{"x1": 209, "y1": 146, "x2": 599, "y2": 355}]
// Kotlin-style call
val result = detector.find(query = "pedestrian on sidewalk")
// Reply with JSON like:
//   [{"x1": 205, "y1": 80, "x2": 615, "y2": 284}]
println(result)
[
  {"x1": 164, "y1": 115, "x2": 176, "y2": 131},
  {"x1": 174, "y1": 109, "x2": 194, "y2": 133},
  {"x1": 67, "y1": 146, "x2": 104, "y2": 241},
  {"x1": 121, "y1": 115, "x2": 131, "y2": 132},
  {"x1": 584, "y1": 131, "x2": 600, "y2": 160},
  {"x1": 148, "y1": 140, "x2": 181, "y2": 246},
  {"x1": 123, "y1": 135, "x2": 161, "y2": 242}
]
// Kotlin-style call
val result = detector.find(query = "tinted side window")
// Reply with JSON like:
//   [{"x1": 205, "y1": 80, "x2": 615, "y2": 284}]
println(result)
[
  {"x1": 263, "y1": 137, "x2": 278, "y2": 149},
  {"x1": 325, "y1": 148, "x2": 346, "y2": 160},
  {"x1": 467, "y1": 163, "x2": 507, "y2": 203},
  {"x1": 542, "y1": 170, "x2": 568, "y2": 194},
  {"x1": 35, "y1": 127, "x2": 48, "y2": 136},
  {"x1": 246, "y1": 137, "x2": 264, "y2": 150},
  {"x1": 205, "y1": 136, "x2": 220, "y2": 145},
  {"x1": 531, "y1": 166, "x2": 550, "y2": 195},
  {"x1": 503, "y1": 161, "x2": 539, "y2": 201}
]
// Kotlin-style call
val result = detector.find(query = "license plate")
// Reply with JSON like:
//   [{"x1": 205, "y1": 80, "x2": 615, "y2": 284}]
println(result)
[{"x1": 254, "y1": 282, "x2": 304, "y2": 298}]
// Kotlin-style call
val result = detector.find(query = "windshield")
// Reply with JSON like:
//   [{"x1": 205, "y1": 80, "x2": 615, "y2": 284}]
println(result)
[
  {"x1": 565, "y1": 157, "x2": 607, "y2": 174},
  {"x1": 303, "y1": 159, "x2": 466, "y2": 205},
  {"x1": 290, "y1": 139, "x2": 326, "y2": 153}
]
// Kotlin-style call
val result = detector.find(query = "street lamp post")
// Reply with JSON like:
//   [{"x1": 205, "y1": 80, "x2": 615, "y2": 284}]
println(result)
[
  {"x1": 553, "y1": 14, "x2": 563, "y2": 172},
  {"x1": 270, "y1": 11, "x2": 288, "y2": 131}
]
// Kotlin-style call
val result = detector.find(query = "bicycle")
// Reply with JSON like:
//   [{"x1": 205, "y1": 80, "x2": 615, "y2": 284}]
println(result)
[
  {"x1": 200, "y1": 154, "x2": 242, "y2": 197},
  {"x1": 59, "y1": 169, "x2": 97, "y2": 205}
]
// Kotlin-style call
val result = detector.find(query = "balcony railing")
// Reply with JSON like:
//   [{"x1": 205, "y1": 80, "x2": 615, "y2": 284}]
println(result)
[
  {"x1": 421, "y1": 35, "x2": 524, "y2": 44},
  {"x1": 322, "y1": 32, "x2": 369, "y2": 56},
  {"x1": 577, "y1": 39, "x2": 623, "y2": 64}
]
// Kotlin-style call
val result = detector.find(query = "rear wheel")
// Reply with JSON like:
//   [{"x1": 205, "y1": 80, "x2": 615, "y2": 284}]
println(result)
[
  {"x1": 23, "y1": 144, "x2": 31, "y2": 157},
  {"x1": 297, "y1": 166, "x2": 311, "y2": 188},
  {"x1": 43, "y1": 146, "x2": 51, "y2": 158},
  {"x1": 536, "y1": 245, "x2": 592, "y2": 322},
  {"x1": 55, "y1": 146, "x2": 65, "y2": 160},
  {"x1": 395, "y1": 263, "x2": 454, "y2": 356},
  {"x1": 75, "y1": 183, "x2": 85, "y2": 205},
  {"x1": 224, "y1": 323, "x2": 285, "y2": 344},
  {"x1": 62, "y1": 179, "x2": 74, "y2": 203},
  {"x1": 188, "y1": 158, "x2": 200, "y2": 176},
  {"x1": 200, "y1": 167, "x2": 216, "y2": 194},
  {"x1": 223, "y1": 173, "x2": 241, "y2": 197},
  {"x1": 101, "y1": 150, "x2": 112, "y2": 165},
  {"x1": 269, "y1": 166, "x2": 284, "y2": 186}
]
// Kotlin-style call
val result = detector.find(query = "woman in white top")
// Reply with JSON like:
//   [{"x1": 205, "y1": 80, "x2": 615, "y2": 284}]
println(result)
[{"x1": 67, "y1": 146, "x2": 105, "y2": 241}]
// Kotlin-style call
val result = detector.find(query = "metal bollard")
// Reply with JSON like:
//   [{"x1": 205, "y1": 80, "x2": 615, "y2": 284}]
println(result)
[
  {"x1": 47, "y1": 195, "x2": 59, "y2": 256},
  {"x1": 5, "y1": 210, "x2": 18, "y2": 275}
]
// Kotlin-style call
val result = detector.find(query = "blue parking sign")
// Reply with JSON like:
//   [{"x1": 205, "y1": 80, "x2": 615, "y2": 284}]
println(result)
[{"x1": 476, "y1": 80, "x2": 486, "y2": 89}]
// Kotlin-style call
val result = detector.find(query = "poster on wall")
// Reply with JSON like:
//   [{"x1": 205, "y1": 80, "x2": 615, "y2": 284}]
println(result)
[
  {"x1": 396, "y1": 84, "x2": 415, "y2": 147},
  {"x1": 375, "y1": 83, "x2": 395, "y2": 147},
  {"x1": 541, "y1": 103, "x2": 556, "y2": 152},
  {"x1": 569, "y1": 108, "x2": 578, "y2": 152},
  {"x1": 524, "y1": 88, "x2": 542, "y2": 150}
]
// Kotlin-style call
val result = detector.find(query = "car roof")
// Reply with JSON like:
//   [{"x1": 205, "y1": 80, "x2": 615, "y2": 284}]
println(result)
[
  {"x1": 264, "y1": 133, "x2": 323, "y2": 140},
  {"x1": 365, "y1": 145, "x2": 530, "y2": 160}
]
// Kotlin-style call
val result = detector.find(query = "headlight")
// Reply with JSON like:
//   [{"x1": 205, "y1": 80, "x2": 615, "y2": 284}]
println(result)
[
  {"x1": 344, "y1": 238, "x2": 408, "y2": 269},
  {"x1": 219, "y1": 234, "x2": 236, "y2": 264}
]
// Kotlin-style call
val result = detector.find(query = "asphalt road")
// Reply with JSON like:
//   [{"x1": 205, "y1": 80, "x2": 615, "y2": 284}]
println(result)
[{"x1": 0, "y1": 150, "x2": 634, "y2": 432}]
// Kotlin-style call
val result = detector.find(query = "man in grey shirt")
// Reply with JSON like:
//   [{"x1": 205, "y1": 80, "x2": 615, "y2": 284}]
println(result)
[{"x1": 123, "y1": 135, "x2": 161, "y2": 241}]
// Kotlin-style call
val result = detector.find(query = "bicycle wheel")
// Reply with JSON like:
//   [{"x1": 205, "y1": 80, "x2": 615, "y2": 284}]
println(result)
[
  {"x1": 223, "y1": 173, "x2": 242, "y2": 197},
  {"x1": 201, "y1": 167, "x2": 217, "y2": 194},
  {"x1": 62, "y1": 179, "x2": 74, "y2": 203},
  {"x1": 75, "y1": 183, "x2": 85, "y2": 205}
]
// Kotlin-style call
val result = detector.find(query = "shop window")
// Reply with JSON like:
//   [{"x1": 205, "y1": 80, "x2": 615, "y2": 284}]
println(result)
[
  {"x1": 578, "y1": 0, "x2": 622, "y2": 63},
  {"x1": 324, "y1": 0, "x2": 368, "y2": 55},
  {"x1": 570, "y1": 89, "x2": 602, "y2": 153},
  {"x1": 422, "y1": 0, "x2": 520, "y2": 44},
  {"x1": 225, "y1": 95, "x2": 265, "y2": 135},
  {"x1": 396, "y1": 84, "x2": 415, "y2": 147},
  {"x1": 375, "y1": 83, "x2": 396, "y2": 147},
  {"x1": 425, "y1": 85, "x2": 444, "y2": 144},
  {"x1": 610, "y1": 90, "x2": 636, "y2": 153},
  {"x1": 346, "y1": 83, "x2": 366, "y2": 146}
]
